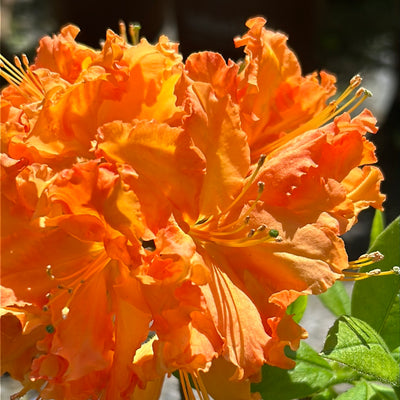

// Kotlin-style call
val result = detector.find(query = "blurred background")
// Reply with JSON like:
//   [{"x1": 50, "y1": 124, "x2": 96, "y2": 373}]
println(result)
[{"x1": 1, "y1": 1, "x2": 399, "y2": 398}]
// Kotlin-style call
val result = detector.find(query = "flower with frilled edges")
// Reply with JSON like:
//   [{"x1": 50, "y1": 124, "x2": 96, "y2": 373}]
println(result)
[{"x1": 0, "y1": 17, "x2": 391, "y2": 400}]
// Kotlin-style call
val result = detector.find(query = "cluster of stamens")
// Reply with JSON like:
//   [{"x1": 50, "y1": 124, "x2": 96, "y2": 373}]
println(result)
[
  {"x1": 179, "y1": 370, "x2": 210, "y2": 400},
  {"x1": 259, "y1": 74, "x2": 372, "y2": 157},
  {"x1": 0, "y1": 53, "x2": 45, "y2": 101},
  {"x1": 118, "y1": 21, "x2": 141, "y2": 46},
  {"x1": 342, "y1": 251, "x2": 400, "y2": 280},
  {"x1": 189, "y1": 155, "x2": 282, "y2": 247},
  {"x1": 42, "y1": 252, "x2": 109, "y2": 323}
]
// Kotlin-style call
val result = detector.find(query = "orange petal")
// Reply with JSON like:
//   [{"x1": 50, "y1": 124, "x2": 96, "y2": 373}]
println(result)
[
  {"x1": 35, "y1": 24, "x2": 98, "y2": 83},
  {"x1": 234, "y1": 17, "x2": 336, "y2": 159},
  {"x1": 185, "y1": 51, "x2": 239, "y2": 100},
  {"x1": 1, "y1": 310, "x2": 46, "y2": 381},
  {"x1": 183, "y1": 82, "x2": 250, "y2": 217},
  {"x1": 200, "y1": 357, "x2": 259, "y2": 400},
  {"x1": 97, "y1": 120, "x2": 206, "y2": 222},
  {"x1": 200, "y1": 263, "x2": 270, "y2": 380}
]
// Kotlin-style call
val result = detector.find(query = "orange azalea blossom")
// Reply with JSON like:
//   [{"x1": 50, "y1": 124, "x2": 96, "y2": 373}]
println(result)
[{"x1": 1, "y1": 17, "x2": 387, "y2": 400}]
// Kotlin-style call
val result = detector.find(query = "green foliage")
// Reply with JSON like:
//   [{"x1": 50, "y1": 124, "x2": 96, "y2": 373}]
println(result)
[
  {"x1": 318, "y1": 281, "x2": 351, "y2": 317},
  {"x1": 352, "y1": 217, "x2": 400, "y2": 351},
  {"x1": 252, "y1": 342, "x2": 337, "y2": 400},
  {"x1": 335, "y1": 381, "x2": 398, "y2": 400},
  {"x1": 286, "y1": 295, "x2": 308, "y2": 323},
  {"x1": 321, "y1": 315, "x2": 399, "y2": 385},
  {"x1": 370, "y1": 210, "x2": 386, "y2": 246},
  {"x1": 251, "y1": 214, "x2": 400, "y2": 400}
]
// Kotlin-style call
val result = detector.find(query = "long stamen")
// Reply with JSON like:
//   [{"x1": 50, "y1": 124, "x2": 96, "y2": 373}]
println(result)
[
  {"x1": 119, "y1": 20, "x2": 128, "y2": 42},
  {"x1": 341, "y1": 252, "x2": 399, "y2": 281},
  {"x1": 223, "y1": 155, "x2": 266, "y2": 215},
  {"x1": 43, "y1": 252, "x2": 109, "y2": 321},
  {"x1": 179, "y1": 370, "x2": 196, "y2": 400},
  {"x1": 129, "y1": 23, "x2": 141, "y2": 45},
  {"x1": 259, "y1": 75, "x2": 367, "y2": 156},
  {"x1": 347, "y1": 251, "x2": 384, "y2": 269},
  {"x1": 342, "y1": 267, "x2": 399, "y2": 281},
  {"x1": 0, "y1": 54, "x2": 44, "y2": 100},
  {"x1": 194, "y1": 155, "x2": 266, "y2": 228}
]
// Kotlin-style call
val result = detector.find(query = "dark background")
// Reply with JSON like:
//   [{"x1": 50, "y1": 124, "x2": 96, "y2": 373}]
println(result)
[{"x1": 1, "y1": 0, "x2": 399, "y2": 258}]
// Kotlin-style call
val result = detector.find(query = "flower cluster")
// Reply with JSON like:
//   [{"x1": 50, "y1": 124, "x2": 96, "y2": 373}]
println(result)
[{"x1": 1, "y1": 17, "x2": 385, "y2": 400}]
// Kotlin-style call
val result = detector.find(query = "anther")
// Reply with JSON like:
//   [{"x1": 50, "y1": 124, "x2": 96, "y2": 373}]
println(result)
[
  {"x1": 257, "y1": 181, "x2": 265, "y2": 193},
  {"x1": 46, "y1": 325, "x2": 55, "y2": 334},
  {"x1": 61, "y1": 307, "x2": 70, "y2": 320},
  {"x1": 349, "y1": 251, "x2": 384, "y2": 269},
  {"x1": 129, "y1": 23, "x2": 141, "y2": 46},
  {"x1": 367, "y1": 268, "x2": 382, "y2": 276},
  {"x1": 350, "y1": 74, "x2": 362, "y2": 88},
  {"x1": 257, "y1": 154, "x2": 266, "y2": 168},
  {"x1": 257, "y1": 224, "x2": 267, "y2": 232},
  {"x1": 46, "y1": 265, "x2": 55, "y2": 280},
  {"x1": 247, "y1": 229, "x2": 256, "y2": 238},
  {"x1": 365, "y1": 251, "x2": 384, "y2": 262},
  {"x1": 119, "y1": 20, "x2": 127, "y2": 42}
]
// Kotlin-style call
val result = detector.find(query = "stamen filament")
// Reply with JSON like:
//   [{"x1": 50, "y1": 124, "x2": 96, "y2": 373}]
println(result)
[
  {"x1": 119, "y1": 20, "x2": 128, "y2": 42},
  {"x1": 223, "y1": 155, "x2": 266, "y2": 215},
  {"x1": 347, "y1": 251, "x2": 384, "y2": 270},
  {"x1": 129, "y1": 23, "x2": 141, "y2": 45},
  {"x1": 0, "y1": 54, "x2": 44, "y2": 100},
  {"x1": 342, "y1": 267, "x2": 399, "y2": 281},
  {"x1": 21, "y1": 53, "x2": 44, "y2": 94},
  {"x1": 43, "y1": 251, "x2": 109, "y2": 320},
  {"x1": 260, "y1": 75, "x2": 366, "y2": 156},
  {"x1": 179, "y1": 370, "x2": 195, "y2": 400},
  {"x1": 194, "y1": 155, "x2": 266, "y2": 229},
  {"x1": 192, "y1": 229, "x2": 281, "y2": 247}
]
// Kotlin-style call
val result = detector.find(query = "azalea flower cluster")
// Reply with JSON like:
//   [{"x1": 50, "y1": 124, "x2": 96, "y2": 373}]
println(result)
[{"x1": 1, "y1": 17, "x2": 385, "y2": 400}]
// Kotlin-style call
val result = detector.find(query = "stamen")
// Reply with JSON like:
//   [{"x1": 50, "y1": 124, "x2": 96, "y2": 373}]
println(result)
[
  {"x1": 46, "y1": 264, "x2": 55, "y2": 279},
  {"x1": 259, "y1": 75, "x2": 367, "y2": 156},
  {"x1": 0, "y1": 54, "x2": 44, "y2": 100},
  {"x1": 194, "y1": 154, "x2": 266, "y2": 228},
  {"x1": 61, "y1": 306, "x2": 70, "y2": 320},
  {"x1": 118, "y1": 20, "x2": 127, "y2": 42},
  {"x1": 179, "y1": 370, "x2": 210, "y2": 400},
  {"x1": 341, "y1": 252, "x2": 398, "y2": 281},
  {"x1": 129, "y1": 23, "x2": 141, "y2": 46},
  {"x1": 348, "y1": 251, "x2": 384, "y2": 269},
  {"x1": 223, "y1": 156, "x2": 266, "y2": 214},
  {"x1": 179, "y1": 370, "x2": 195, "y2": 400},
  {"x1": 342, "y1": 267, "x2": 399, "y2": 281},
  {"x1": 42, "y1": 252, "x2": 109, "y2": 322}
]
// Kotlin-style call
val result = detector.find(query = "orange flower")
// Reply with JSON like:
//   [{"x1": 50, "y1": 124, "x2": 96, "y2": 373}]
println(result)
[
  {"x1": 1, "y1": 17, "x2": 386, "y2": 400},
  {"x1": 1, "y1": 25, "x2": 182, "y2": 168}
]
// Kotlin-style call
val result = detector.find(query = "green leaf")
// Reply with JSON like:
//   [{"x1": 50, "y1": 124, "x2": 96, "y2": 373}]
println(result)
[
  {"x1": 321, "y1": 315, "x2": 400, "y2": 385},
  {"x1": 252, "y1": 342, "x2": 335, "y2": 400},
  {"x1": 336, "y1": 381, "x2": 398, "y2": 400},
  {"x1": 286, "y1": 295, "x2": 308, "y2": 323},
  {"x1": 351, "y1": 216, "x2": 400, "y2": 351},
  {"x1": 370, "y1": 210, "x2": 386, "y2": 247},
  {"x1": 311, "y1": 388, "x2": 337, "y2": 400},
  {"x1": 318, "y1": 281, "x2": 351, "y2": 316}
]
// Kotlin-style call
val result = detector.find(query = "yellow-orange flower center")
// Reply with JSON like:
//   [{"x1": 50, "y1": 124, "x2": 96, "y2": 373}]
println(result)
[
  {"x1": 189, "y1": 155, "x2": 282, "y2": 248},
  {"x1": 258, "y1": 75, "x2": 372, "y2": 158}
]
